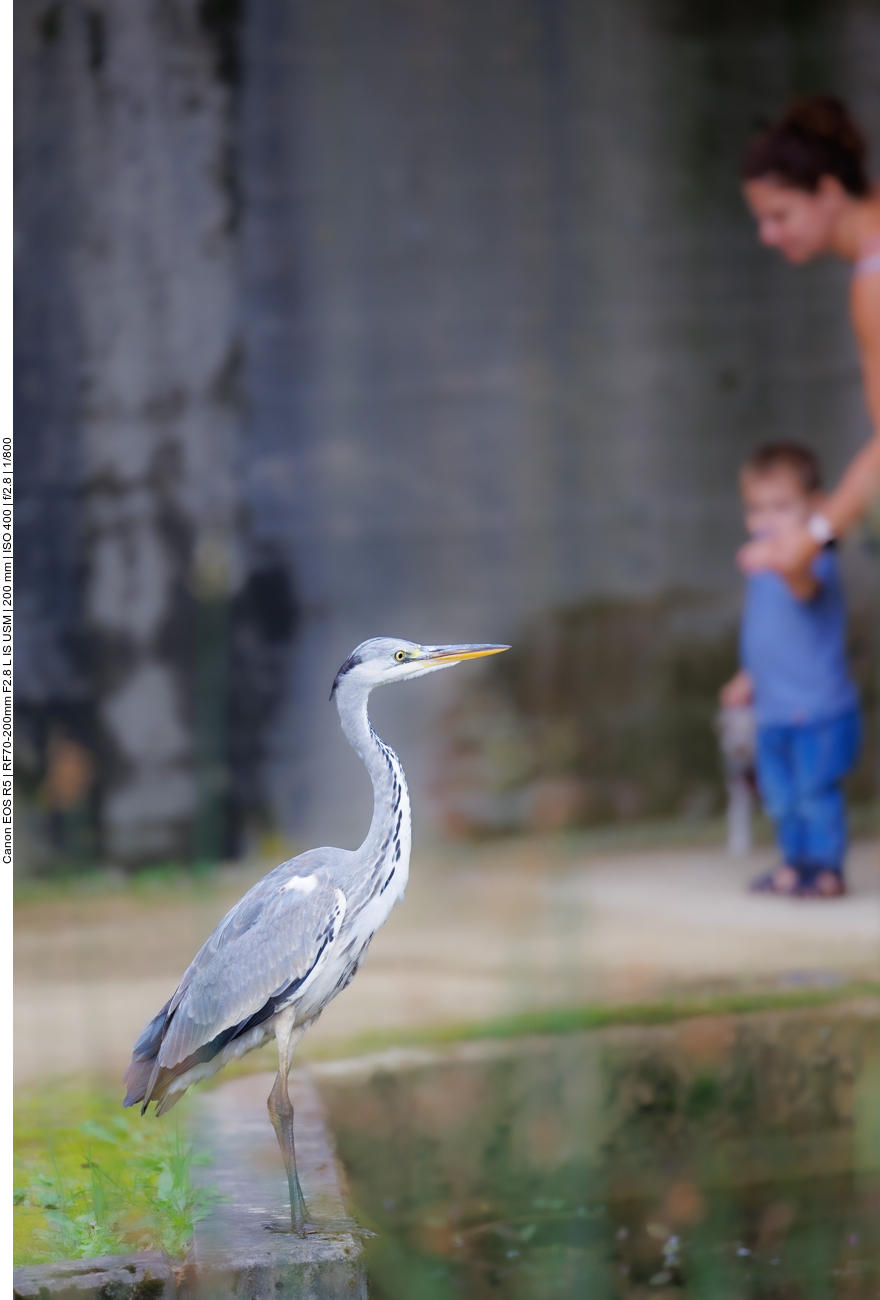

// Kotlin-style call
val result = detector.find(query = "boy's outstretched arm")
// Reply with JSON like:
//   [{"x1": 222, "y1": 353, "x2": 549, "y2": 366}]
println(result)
[
  {"x1": 783, "y1": 561, "x2": 819, "y2": 602},
  {"x1": 739, "y1": 536, "x2": 819, "y2": 599}
]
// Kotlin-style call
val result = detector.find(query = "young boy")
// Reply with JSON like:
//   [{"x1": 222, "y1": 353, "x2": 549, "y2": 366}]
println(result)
[{"x1": 720, "y1": 443, "x2": 861, "y2": 897}]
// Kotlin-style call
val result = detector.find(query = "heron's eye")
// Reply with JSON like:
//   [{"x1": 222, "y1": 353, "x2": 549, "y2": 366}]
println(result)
[{"x1": 394, "y1": 650, "x2": 406, "y2": 662}]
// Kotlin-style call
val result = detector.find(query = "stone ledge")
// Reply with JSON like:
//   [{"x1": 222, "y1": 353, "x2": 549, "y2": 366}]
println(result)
[
  {"x1": 13, "y1": 1253, "x2": 179, "y2": 1300},
  {"x1": 189, "y1": 1070, "x2": 367, "y2": 1300}
]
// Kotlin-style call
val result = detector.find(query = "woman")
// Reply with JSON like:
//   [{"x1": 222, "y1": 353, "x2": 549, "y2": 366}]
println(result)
[{"x1": 740, "y1": 96, "x2": 880, "y2": 578}]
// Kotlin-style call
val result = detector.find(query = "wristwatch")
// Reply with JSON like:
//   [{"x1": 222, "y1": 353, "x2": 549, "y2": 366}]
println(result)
[{"x1": 807, "y1": 513, "x2": 834, "y2": 545}]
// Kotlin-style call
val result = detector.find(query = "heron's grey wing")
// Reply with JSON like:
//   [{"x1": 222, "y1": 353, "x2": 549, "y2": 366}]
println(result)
[{"x1": 157, "y1": 854, "x2": 347, "y2": 1067}]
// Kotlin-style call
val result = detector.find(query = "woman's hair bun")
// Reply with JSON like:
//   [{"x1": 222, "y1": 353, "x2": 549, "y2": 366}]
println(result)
[
  {"x1": 742, "y1": 94, "x2": 870, "y2": 197},
  {"x1": 785, "y1": 95, "x2": 866, "y2": 160}
]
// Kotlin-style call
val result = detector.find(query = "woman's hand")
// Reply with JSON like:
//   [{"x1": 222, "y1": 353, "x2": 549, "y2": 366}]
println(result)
[{"x1": 719, "y1": 669, "x2": 753, "y2": 709}]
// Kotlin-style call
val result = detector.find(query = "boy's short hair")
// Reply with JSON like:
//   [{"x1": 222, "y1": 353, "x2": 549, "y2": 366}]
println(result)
[{"x1": 742, "y1": 442, "x2": 822, "y2": 494}]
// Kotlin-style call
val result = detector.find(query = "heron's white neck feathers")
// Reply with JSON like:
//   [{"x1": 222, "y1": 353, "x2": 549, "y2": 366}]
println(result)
[{"x1": 334, "y1": 677, "x2": 412, "y2": 898}]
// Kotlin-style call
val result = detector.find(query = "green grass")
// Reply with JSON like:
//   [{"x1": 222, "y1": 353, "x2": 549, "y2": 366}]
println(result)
[{"x1": 13, "y1": 1081, "x2": 221, "y2": 1267}]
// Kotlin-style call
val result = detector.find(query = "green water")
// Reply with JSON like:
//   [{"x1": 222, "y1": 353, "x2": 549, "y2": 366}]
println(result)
[
  {"x1": 315, "y1": 1003, "x2": 880, "y2": 1298},
  {"x1": 357, "y1": 1171, "x2": 879, "y2": 1299}
]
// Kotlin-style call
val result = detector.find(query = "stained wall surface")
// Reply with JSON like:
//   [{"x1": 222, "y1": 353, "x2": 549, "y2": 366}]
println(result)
[{"x1": 16, "y1": 0, "x2": 880, "y2": 864}]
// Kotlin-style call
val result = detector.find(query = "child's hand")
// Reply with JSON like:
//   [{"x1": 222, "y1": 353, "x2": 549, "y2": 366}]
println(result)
[
  {"x1": 738, "y1": 527, "x2": 819, "y2": 601},
  {"x1": 737, "y1": 525, "x2": 817, "y2": 576},
  {"x1": 720, "y1": 670, "x2": 753, "y2": 709}
]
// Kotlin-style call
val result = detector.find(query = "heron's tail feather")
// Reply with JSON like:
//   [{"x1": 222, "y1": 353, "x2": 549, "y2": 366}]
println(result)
[
  {"x1": 124, "y1": 992, "x2": 280, "y2": 1115},
  {"x1": 123, "y1": 1000, "x2": 172, "y2": 1108},
  {"x1": 155, "y1": 1089, "x2": 186, "y2": 1117},
  {"x1": 122, "y1": 1059, "x2": 154, "y2": 1108}
]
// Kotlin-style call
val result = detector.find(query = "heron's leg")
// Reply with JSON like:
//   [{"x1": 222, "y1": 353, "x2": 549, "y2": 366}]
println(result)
[
  {"x1": 263, "y1": 1013, "x2": 367, "y2": 1239},
  {"x1": 266, "y1": 1010, "x2": 309, "y2": 1236}
]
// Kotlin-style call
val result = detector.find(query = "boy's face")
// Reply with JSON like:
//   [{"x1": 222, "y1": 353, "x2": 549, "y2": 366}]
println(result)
[{"x1": 741, "y1": 467, "x2": 815, "y2": 538}]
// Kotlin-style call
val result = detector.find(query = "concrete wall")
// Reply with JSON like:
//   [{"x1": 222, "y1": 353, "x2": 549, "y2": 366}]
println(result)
[
  {"x1": 316, "y1": 1002, "x2": 880, "y2": 1207},
  {"x1": 16, "y1": 0, "x2": 880, "y2": 865},
  {"x1": 17, "y1": 0, "x2": 239, "y2": 864},
  {"x1": 314, "y1": 1002, "x2": 880, "y2": 1289}
]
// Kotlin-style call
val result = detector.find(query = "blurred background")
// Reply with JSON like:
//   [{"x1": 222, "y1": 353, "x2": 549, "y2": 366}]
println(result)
[{"x1": 16, "y1": 0, "x2": 880, "y2": 874}]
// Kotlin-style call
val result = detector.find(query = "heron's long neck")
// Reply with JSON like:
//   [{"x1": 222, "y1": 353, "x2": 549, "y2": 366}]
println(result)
[{"x1": 336, "y1": 684, "x2": 411, "y2": 860}]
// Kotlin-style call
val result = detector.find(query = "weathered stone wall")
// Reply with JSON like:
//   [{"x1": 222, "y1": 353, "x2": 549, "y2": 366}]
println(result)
[
  {"x1": 17, "y1": 0, "x2": 239, "y2": 865},
  {"x1": 315, "y1": 1001, "x2": 880, "y2": 1206},
  {"x1": 313, "y1": 1002, "x2": 880, "y2": 1289},
  {"x1": 237, "y1": 0, "x2": 880, "y2": 847},
  {"x1": 15, "y1": 0, "x2": 880, "y2": 865}
]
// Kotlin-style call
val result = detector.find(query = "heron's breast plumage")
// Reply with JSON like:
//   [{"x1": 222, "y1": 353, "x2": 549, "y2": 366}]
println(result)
[{"x1": 292, "y1": 755, "x2": 412, "y2": 1021}]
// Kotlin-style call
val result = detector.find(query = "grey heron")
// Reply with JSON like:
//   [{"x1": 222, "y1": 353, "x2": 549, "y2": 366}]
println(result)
[{"x1": 123, "y1": 637, "x2": 508, "y2": 1236}]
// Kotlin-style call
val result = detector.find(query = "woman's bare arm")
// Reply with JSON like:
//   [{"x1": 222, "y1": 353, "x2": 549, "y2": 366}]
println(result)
[
  {"x1": 739, "y1": 269, "x2": 880, "y2": 578},
  {"x1": 823, "y1": 271, "x2": 880, "y2": 534}
]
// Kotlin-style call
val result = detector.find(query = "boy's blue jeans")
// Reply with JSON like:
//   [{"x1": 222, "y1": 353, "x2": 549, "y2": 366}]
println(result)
[{"x1": 755, "y1": 710, "x2": 861, "y2": 877}]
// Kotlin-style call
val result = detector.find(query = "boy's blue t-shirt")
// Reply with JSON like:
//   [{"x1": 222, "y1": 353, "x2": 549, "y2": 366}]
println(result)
[{"x1": 741, "y1": 547, "x2": 859, "y2": 727}]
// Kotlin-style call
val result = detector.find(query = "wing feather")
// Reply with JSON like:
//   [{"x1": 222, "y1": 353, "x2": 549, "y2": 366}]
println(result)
[{"x1": 156, "y1": 854, "x2": 347, "y2": 1067}]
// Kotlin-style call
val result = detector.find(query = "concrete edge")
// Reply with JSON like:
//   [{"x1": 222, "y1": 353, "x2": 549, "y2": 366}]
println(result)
[{"x1": 13, "y1": 1252, "x2": 180, "y2": 1300}]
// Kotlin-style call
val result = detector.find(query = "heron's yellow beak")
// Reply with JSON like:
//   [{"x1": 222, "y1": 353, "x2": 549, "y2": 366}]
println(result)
[{"x1": 419, "y1": 643, "x2": 510, "y2": 666}]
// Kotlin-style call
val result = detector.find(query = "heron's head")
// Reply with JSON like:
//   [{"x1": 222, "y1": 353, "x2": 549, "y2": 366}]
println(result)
[{"x1": 330, "y1": 637, "x2": 509, "y2": 699}]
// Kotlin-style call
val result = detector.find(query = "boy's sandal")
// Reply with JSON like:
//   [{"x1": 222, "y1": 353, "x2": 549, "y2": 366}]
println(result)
[
  {"x1": 793, "y1": 871, "x2": 847, "y2": 899},
  {"x1": 749, "y1": 869, "x2": 797, "y2": 895}
]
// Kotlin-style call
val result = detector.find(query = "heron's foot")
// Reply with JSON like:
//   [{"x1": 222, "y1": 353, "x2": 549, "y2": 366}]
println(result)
[
  {"x1": 263, "y1": 1219, "x2": 310, "y2": 1238},
  {"x1": 263, "y1": 1216, "x2": 375, "y2": 1239}
]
